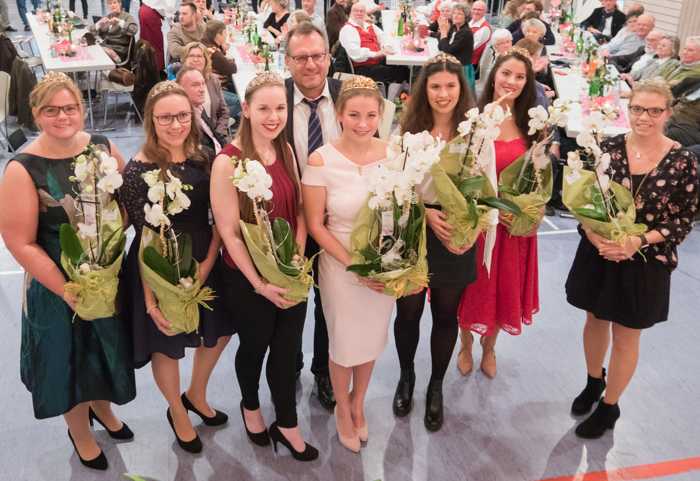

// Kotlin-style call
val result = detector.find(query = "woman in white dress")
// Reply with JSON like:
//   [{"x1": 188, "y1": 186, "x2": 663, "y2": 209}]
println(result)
[{"x1": 302, "y1": 76, "x2": 394, "y2": 453}]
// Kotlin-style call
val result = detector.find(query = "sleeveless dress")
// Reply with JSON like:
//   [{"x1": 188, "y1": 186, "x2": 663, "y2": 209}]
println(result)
[
  {"x1": 12, "y1": 134, "x2": 136, "y2": 419},
  {"x1": 302, "y1": 143, "x2": 395, "y2": 367},
  {"x1": 119, "y1": 157, "x2": 232, "y2": 368},
  {"x1": 457, "y1": 138, "x2": 539, "y2": 336}
]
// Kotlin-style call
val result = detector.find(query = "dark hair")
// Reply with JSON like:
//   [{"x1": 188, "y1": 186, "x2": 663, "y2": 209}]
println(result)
[
  {"x1": 181, "y1": 2, "x2": 197, "y2": 13},
  {"x1": 523, "y1": 0, "x2": 543, "y2": 13},
  {"x1": 400, "y1": 60, "x2": 475, "y2": 137},
  {"x1": 204, "y1": 19, "x2": 226, "y2": 44},
  {"x1": 286, "y1": 21, "x2": 329, "y2": 54},
  {"x1": 478, "y1": 50, "x2": 538, "y2": 146},
  {"x1": 175, "y1": 65, "x2": 204, "y2": 83},
  {"x1": 626, "y1": 9, "x2": 643, "y2": 20}
]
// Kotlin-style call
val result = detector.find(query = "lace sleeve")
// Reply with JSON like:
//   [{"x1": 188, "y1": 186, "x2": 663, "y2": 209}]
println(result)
[{"x1": 119, "y1": 161, "x2": 149, "y2": 234}]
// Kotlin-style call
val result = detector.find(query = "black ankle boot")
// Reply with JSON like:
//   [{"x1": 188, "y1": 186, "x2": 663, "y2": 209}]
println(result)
[
  {"x1": 392, "y1": 369, "x2": 416, "y2": 417},
  {"x1": 424, "y1": 379, "x2": 444, "y2": 432},
  {"x1": 575, "y1": 400, "x2": 620, "y2": 439},
  {"x1": 571, "y1": 368, "x2": 606, "y2": 416}
]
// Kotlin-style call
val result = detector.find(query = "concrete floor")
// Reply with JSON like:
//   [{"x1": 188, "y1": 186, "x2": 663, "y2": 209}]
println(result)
[{"x1": 2, "y1": 2, "x2": 700, "y2": 480}]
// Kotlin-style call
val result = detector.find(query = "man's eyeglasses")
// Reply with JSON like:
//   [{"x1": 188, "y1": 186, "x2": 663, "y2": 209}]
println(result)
[
  {"x1": 40, "y1": 104, "x2": 80, "y2": 117},
  {"x1": 287, "y1": 53, "x2": 328, "y2": 65},
  {"x1": 628, "y1": 105, "x2": 667, "y2": 118},
  {"x1": 153, "y1": 111, "x2": 192, "y2": 126}
]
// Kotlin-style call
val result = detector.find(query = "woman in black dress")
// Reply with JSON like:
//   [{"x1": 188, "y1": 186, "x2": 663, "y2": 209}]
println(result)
[
  {"x1": 120, "y1": 81, "x2": 233, "y2": 453},
  {"x1": 263, "y1": 0, "x2": 290, "y2": 40},
  {"x1": 392, "y1": 54, "x2": 477, "y2": 432},
  {"x1": 566, "y1": 79, "x2": 699, "y2": 439},
  {"x1": 437, "y1": 3, "x2": 475, "y2": 91}
]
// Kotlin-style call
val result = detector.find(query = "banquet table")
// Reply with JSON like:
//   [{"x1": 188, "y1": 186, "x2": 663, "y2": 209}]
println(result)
[{"x1": 27, "y1": 13, "x2": 116, "y2": 130}]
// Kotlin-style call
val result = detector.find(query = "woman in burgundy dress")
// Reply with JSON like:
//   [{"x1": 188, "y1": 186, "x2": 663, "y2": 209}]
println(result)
[
  {"x1": 210, "y1": 72, "x2": 318, "y2": 461},
  {"x1": 456, "y1": 49, "x2": 541, "y2": 378}
]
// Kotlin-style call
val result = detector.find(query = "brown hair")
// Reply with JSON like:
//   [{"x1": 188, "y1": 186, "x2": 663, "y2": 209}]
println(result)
[
  {"x1": 142, "y1": 81, "x2": 206, "y2": 175},
  {"x1": 514, "y1": 38, "x2": 542, "y2": 58},
  {"x1": 180, "y1": 1, "x2": 197, "y2": 13},
  {"x1": 175, "y1": 65, "x2": 204, "y2": 84},
  {"x1": 503, "y1": 0, "x2": 526, "y2": 18},
  {"x1": 523, "y1": 0, "x2": 543, "y2": 13},
  {"x1": 235, "y1": 78, "x2": 298, "y2": 224},
  {"x1": 181, "y1": 41, "x2": 212, "y2": 78},
  {"x1": 400, "y1": 58, "x2": 475, "y2": 138},
  {"x1": 630, "y1": 78, "x2": 674, "y2": 109},
  {"x1": 286, "y1": 21, "x2": 329, "y2": 54},
  {"x1": 30, "y1": 73, "x2": 84, "y2": 126},
  {"x1": 204, "y1": 19, "x2": 227, "y2": 44}
]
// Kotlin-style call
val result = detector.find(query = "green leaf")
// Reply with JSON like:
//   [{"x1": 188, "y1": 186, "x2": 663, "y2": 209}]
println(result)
[
  {"x1": 479, "y1": 197, "x2": 522, "y2": 215},
  {"x1": 99, "y1": 226, "x2": 125, "y2": 265},
  {"x1": 346, "y1": 262, "x2": 381, "y2": 276},
  {"x1": 272, "y1": 218, "x2": 295, "y2": 265},
  {"x1": 458, "y1": 176, "x2": 486, "y2": 197},
  {"x1": 143, "y1": 246, "x2": 179, "y2": 285},
  {"x1": 177, "y1": 233, "x2": 194, "y2": 278},
  {"x1": 574, "y1": 207, "x2": 609, "y2": 222},
  {"x1": 59, "y1": 223, "x2": 84, "y2": 265}
]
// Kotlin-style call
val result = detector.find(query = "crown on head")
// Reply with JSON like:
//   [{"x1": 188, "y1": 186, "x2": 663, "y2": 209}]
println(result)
[
  {"x1": 505, "y1": 46, "x2": 533, "y2": 64},
  {"x1": 37, "y1": 71, "x2": 72, "y2": 88},
  {"x1": 246, "y1": 72, "x2": 285, "y2": 94},
  {"x1": 148, "y1": 80, "x2": 185, "y2": 100},
  {"x1": 425, "y1": 52, "x2": 462, "y2": 67},
  {"x1": 339, "y1": 75, "x2": 378, "y2": 94}
]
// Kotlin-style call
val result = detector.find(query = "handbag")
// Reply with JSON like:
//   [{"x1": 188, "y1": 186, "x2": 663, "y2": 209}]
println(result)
[{"x1": 107, "y1": 67, "x2": 135, "y2": 86}]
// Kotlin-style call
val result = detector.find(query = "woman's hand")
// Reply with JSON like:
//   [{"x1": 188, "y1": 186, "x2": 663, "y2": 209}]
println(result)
[
  {"x1": 425, "y1": 208, "x2": 452, "y2": 241},
  {"x1": 148, "y1": 306, "x2": 176, "y2": 336},
  {"x1": 62, "y1": 289, "x2": 78, "y2": 311},
  {"x1": 355, "y1": 275, "x2": 386, "y2": 294},
  {"x1": 584, "y1": 228, "x2": 608, "y2": 250},
  {"x1": 598, "y1": 236, "x2": 642, "y2": 262},
  {"x1": 438, "y1": 17, "x2": 450, "y2": 37},
  {"x1": 499, "y1": 212, "x2": 514, "y2": 228},
  {"x1": 257, "y1": 282, "x2": 294, "y2": 309}
]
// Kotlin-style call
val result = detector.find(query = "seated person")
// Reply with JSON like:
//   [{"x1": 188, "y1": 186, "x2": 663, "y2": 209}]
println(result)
[
  {"x1": 301, "y1": 0, "x2": 325, "y2": 32},
  {"x1": 437, "y1": 4, "x2": 474, "y2": 87},
  {"x1": 666, "y1": 76, "x2": 700, "y2": 147},
  {"x1": 429, "y1": 1, "x2": 453, "y2": 38},
  {"x1": 508, "y1": 1, "x2": 554, "y2": 46},
  {"x1": 339, "y1": 2, "x2": 409, "y2": 86},
  {"x1": 514, "y1": 39, "x2": 554, "y2": 104},
  {"x1": 202, "y1": 20, "x2": 241, "y2": 122},
  {"x1": 167, "y1": 2, "x2": 206, "y2": 62},
  {"x1": 631, "y1": 35, "x2": 680, "y2": 82},
  {"x1": 477, "y1": 28, "x2": 512, "y2": 93},
  {"x1": 610, "y1": 29, "x2": 663, "y2": 75},
  {"x1": 658, "y1": 36, "x2": 700, "y2": 87},
  {"x1": 580, "y1": 0, "x2": 626, "y2": 44},
  {"x1": 263, "y1": 0, "x2": 290, "y2": 40},
  {"x1": 500, "y1": 0, "x2": 527, "y2": 26},
  {"x1": 176, "y1": 66, "x2": 227, "y2": 154},
  {"x1": 93, "y1": 0, "x2": 138, "y2": 64},
  {"x1": 469, "y1": 1, "x2": 492, "y2": 69},
  {"x1": 604, "y1": 13, "x2": 653, "y2": 60},
  {"x1": 193, "y1": 0, "x2": 214, "y2": 22},
  {"x1": 326, "y1": 0, "x2": 350, "y2": 50}
]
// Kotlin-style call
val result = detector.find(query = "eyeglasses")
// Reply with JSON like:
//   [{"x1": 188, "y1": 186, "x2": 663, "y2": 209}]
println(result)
[
  {"x1": 153, "y1": 111, "x2": 192, "y2": 126},
  {"x1": 287, "y1": 53, "x2": 328, "y2": 65},
  {"x1": 628, "y1": 105, "x2": 667, "y2": 118},
  {"x1": 40, "y1": 104, "x2": 80, "y2": 117}
]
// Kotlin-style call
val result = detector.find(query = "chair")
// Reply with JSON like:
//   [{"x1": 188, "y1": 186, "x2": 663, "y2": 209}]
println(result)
[
  {"x1": 0, "y1": 71, "x2": 14, "y2": 151},
  {"x1": 99, "y1": 36, "x2": 142, "y2": 125},
  {"x1": 378, "y1": 98, "x2": 396, "y2": 140},
  {"x1": 11, "y1": 36, "x2": 45, "y2": 75}
]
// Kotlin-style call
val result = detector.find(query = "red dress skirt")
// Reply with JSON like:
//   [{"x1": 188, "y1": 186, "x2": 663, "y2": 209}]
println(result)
[{"x1": 457, "y1": 138, "x2": 539, "y2": 336}]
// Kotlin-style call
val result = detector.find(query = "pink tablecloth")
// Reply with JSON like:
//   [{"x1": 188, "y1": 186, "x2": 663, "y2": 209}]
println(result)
[
  {"x1": 236, "y1": 45, "x2": 256, "y2": 64},
  {"x1": 581, "y1": 96, "x2": 630, "y2": 129},
  {"x1": 57, "y1": 46, "x2": 92, "y2": 62}
]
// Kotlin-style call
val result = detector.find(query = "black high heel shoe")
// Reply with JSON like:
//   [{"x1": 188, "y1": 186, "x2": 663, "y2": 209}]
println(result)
[
  {"x1": 575, "y1": 400, "x2": 620, "y2": 439},
  {"x1": 392, "y1": 368, "x2": 416, "y2": 417},
  {"x1": 269, "y1": 422, "x2": 319, "y2": 462},
  {"x1": 166, "y1": 408, "x2": 202, "y2": 453},
  {"x1": 571, "y1": 368, "x2": 607, "y2": 416},
  {"x1": 424, "y1": 378, "x2": 444, "y2": 432},
  {"x1": 89, "y1": 408, "x2": 134, "y2": 440},
  {"x1": 181, "y1": 393, "x2": 229, "y2": 426},
  {"x1": 239, "y1": 401, "x2": 270, "y2": 446},
  {"x1": 67, "y1": 429, "x2": 108, "y2": 470}
]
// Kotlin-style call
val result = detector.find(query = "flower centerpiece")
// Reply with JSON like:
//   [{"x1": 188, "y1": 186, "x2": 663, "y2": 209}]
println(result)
[
  {"x1": 346, "y1": 131, "x2": 445, "y2": 297},
  {"x1": 59, "y1": 143, "x2": 126, "y2": 320},
  {"x1": 498, "y1": 100, "x2": 570, "y2": 236},
  {"x1": 231, "y1": 156, "x2": 315, "y2": 305},
  {"x1": 562, "y1": 111, "x2": 647, "y2": 243},
  {"x1": 138, "y1": 168, "x2": 215, "y2": 334}
]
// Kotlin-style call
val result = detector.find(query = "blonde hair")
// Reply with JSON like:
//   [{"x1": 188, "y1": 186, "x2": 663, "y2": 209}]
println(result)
[
  {"x1": 288, "y1": 9, "x2": 311, "y2": 26},
  {"x1": 630, "y1": 78, "x2": 674, "y2": 109},
  {"x1": 182, "y1": 41, "x2": 212, "y2": 78},
  {"x1": 336, "y1": 76, "x2": 384, "y2": 115},
  {"x1": 30, "y1": 72, "x2": 84, "y2": 124}
]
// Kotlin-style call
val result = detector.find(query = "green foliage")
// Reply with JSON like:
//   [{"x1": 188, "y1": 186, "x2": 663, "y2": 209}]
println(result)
[
  {"x1": 99, "y1": 226, "x2": 125, "y2": 266},
  {"x1": 478, "y1": 196, "x2": 522, "y2": 215},
  {"x1": 456, "y1": 176, "x2": 486, "y2": 197},
  {"x1": 177, "y1": 233, "x2": 195, "y2": 278},
  {"x1": 143, "y1": 246, "x2": 179, "y2": 285},
  {"x1": 272, "y1": 218, "x2": 300, "y2": 276},
  {"x1": 59, "y1": 223, "x2": 84, "y2": 265}
]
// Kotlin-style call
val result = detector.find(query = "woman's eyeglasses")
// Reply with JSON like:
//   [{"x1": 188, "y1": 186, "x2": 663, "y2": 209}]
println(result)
[
  {"x1": 40, "y1": 104, "x2": 80, "y2": 117},
  {"x1": 628, "y1": 105, "x2": 667, "y2": 118},
  {"x1": 153, "y1": 111, "x2": 192, "y2": 126}
]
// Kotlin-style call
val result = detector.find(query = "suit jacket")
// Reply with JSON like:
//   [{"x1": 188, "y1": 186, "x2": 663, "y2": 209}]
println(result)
[
  {"x1": 206, "y1": 76, "x2": 230, "y2": 138},
  {"x1": 199, "y1": 110, "x2": 228, "y2": 152},
  {"x1": 438, "y1": 24, "x2": 474, "y2": 66},
  {"x1": 580, "y1": 7, "x2": 626, "y2": 40},
  {"x1": 285, "y1": 76, "x2": 342, "y2": 170},
  {"x1": 609, "y1": 45, "x2": 645, "y2": 73}
]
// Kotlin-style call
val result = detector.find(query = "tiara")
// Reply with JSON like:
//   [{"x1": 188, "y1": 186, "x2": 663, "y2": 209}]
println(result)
[
  {"x1": 148, "y1": 80, "x2": 185, "y2": 100},
  {"x1": 246, "y1": 72, "x2": 285, "y2": 94},
  {"x1": 340, "y1": 75, "x2": 378, "y2": 94},
  {"x1": 37, "y1": 71, "x2": 72, "y2": 87},
  {"x1": 506, "y1": 46, "x2": 533, "y2": 64},
  {"x1": 425, "y1": 52, "x2": 462, "y2": 67}
]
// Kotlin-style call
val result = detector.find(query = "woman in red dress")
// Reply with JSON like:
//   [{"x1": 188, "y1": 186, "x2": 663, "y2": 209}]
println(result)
[{"x1": 456, "y1": 49, "x2": 540, "y2": 378}]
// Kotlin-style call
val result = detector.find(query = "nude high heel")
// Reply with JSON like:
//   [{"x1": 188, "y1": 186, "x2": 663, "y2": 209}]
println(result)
[
  {"x1": 480, "y1": 334, "x2": 497, "y2": 379},
  {"x1": 334, "y1": 406, "x2": 360, "y2": 453},
  {"x1": 457, "y1": 329, "x2": 474, "y2": 376}
]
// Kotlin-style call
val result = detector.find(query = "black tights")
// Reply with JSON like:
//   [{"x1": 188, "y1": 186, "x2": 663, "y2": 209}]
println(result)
[{"x1": 394, "y1": 287, "x2": 463, "y2": 382}]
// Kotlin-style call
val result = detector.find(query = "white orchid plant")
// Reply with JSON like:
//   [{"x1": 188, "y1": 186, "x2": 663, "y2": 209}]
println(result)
[
  {"x1": 59, "y1": 144, "x2": 126, "y2": 320},
  {"x1": 346, "y1": 131, "x2": 444, "y2": 297}
]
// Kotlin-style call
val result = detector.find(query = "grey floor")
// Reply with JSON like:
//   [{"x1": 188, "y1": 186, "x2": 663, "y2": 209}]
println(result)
[{"x1": 2, "y1": 3, "x2": 700, "y2": 480}]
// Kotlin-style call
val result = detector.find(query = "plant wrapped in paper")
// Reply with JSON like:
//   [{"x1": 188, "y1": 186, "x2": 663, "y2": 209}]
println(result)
[
  {"x1": 231, "y1": 156, "x2": 314, "y2": 306},
  {"x1": 430, "y1": 102, "x2": 522, "y2": 250},
  {"x1": 347, "y1": 131, "x2": 445, "y2": 297},
  {"x1": 498, "y1": 100, "x2": 570, "y2": 236},
  {"x1": 59, "y1": 143, "x2": 126, "y2": 320},
  {"x1": 562, "y1": 112, "x2": 647, "y2": 243},
  {"x1": 138, "y1": 168, "x2": 215, "y2": 334}
]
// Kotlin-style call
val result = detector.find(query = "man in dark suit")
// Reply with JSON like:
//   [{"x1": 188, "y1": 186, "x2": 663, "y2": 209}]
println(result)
[
  {"x1": 177, "y1": 66, "x2": 227, "y2": 154},
  {"x1": 580, "y1": 0, "x2": 627, "y2": 44},
  {"x1": 284, "y1": 21, "x2": 342, "y2": 411}
]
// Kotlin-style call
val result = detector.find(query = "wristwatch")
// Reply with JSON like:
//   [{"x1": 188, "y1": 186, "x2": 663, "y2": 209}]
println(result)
[{"x1": 637, "y1": 233, "x2": 649, "y2": 249}]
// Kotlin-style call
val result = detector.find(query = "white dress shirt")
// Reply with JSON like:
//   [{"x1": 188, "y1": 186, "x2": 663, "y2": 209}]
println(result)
[
  {"x1": 469, "y1": 18, "x2": 491, "y2": 53},
  {"x1": 292, "y1": 81, "x2": 342, "y2": 172},
  {"x1": 602, "y1": 15, "x2": 613, "y2": 37},
  {"x1": 339, "y1": 19, "x2": 386, "y2": 63}
]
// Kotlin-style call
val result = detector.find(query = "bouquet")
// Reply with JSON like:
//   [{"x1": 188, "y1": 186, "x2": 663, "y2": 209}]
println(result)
[
  {"x1": 346, "y1": 131, "x2": 445, "y2": 298},
  {"x1": 60, "y1": 144, "x2": 125, "y2": 321},
  {"x1": 138, "y1": 168, "x2": 215, "y2": 334},
  {"x1": 430, "y1": 102, "x2": 521, "y2": 256},
  {"x1": 562, "y1": 111, "x2": 647, "y2": 243},
  {"x1": 498, "y1": 100, "x2": 570, "y2": 236},
  {"x1": 231, "y1": 157, "x2": 315, "y2": 306}
]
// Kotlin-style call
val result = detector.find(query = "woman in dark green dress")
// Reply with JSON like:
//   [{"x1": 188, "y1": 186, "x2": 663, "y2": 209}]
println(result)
[{"x1": 0, "y1": 72, "x2": 135, "y2": 470}]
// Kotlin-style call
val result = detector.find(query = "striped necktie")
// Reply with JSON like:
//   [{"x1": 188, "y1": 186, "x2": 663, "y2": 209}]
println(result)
[{"x1": 303, "y1": 97, "x2": 324, "y2": 155}]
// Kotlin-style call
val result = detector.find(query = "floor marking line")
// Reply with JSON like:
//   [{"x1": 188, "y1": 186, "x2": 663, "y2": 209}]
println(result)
[
  {"x1": 536, "y1": 455, "x2": 700, "y2": 481},
  {"x1": 538, "y1": 229, "x2": 579, "y2": 236},
  {"x1": 543, "y1": 217, "x2": 560, "y2": 230},
  {"x1": 0, "y1": 270, "x2": 23, "y2": 276}
]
